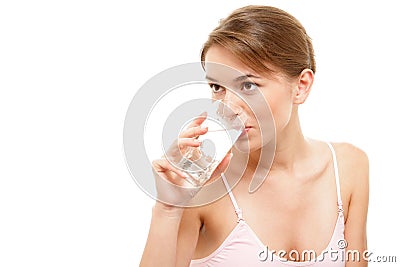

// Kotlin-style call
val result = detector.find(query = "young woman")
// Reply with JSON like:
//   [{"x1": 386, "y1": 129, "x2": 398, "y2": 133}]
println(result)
[{"x1": 140, "y1": 5, "x2": 369, "y2": 267}]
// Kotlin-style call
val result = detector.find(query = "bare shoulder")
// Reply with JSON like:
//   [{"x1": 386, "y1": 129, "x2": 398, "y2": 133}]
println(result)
[
  {"x1": 330, "y1": 142, "x2": 369, "y2": 194},
  {"x1": 331, "y1": 142, "x2": 369, "y2": 171}
]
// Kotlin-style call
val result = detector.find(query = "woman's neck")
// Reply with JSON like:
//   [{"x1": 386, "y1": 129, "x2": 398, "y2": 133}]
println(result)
[
  {"x1": 270, "y1": 115, "x2": 310, "y2": 173},
  {"x1": 249, "y1": 110, "x2": 310, "y2": 173},
  {"x1": 227, "y1": 110, "x2": 312, "y2": 191}
]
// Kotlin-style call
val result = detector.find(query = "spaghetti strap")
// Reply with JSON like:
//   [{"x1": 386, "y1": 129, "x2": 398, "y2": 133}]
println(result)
[
  {"x1": 221, "y1": 173, "x2": 244, "y2": 222},
  {"x1": 326, "y1": 142, "x2": 344, "y2": 212}
]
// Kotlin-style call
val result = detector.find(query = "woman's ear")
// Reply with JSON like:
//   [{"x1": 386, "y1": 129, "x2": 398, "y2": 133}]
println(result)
[{"x1": 293, "y1": 69, "x2": 314, "y2": 104}]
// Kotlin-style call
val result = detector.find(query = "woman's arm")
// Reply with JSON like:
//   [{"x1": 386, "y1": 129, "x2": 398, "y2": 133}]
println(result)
[
  {"x1": 140, "y1": 202, "x2": 201, "y2": 267},
  {"x1": 140, "y1": 114, "x2": 208, "y2": 266},
  {"x1": 338, "y1": 144, "x2": 369, "y2": 266}
]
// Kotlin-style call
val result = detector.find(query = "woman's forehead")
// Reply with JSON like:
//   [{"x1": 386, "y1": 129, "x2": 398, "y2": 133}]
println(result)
[
  {"x1": 204, "y1": 45, "x2": 256, "y2": 75},
  {"x1": 204, "y1": 45, "x2": 285, "y2": 83}
]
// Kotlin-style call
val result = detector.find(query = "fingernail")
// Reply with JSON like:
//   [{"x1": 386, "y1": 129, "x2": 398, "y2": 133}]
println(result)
[{"x1": 230, "y1": 152, "x2": 234, "y2": 158}]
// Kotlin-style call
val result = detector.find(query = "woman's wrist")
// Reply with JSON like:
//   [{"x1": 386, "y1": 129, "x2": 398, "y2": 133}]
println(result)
[{"x1": 152, "y1": 201, "x2": 184, "y2": 219}]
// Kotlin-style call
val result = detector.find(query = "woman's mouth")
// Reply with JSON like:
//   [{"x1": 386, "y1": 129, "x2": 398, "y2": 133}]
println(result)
[{"x1": 239, "y1": 126, "x2": 251, "y2": 137}]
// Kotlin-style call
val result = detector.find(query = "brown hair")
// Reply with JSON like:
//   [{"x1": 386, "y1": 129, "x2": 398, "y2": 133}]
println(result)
[{"x1": 200, "y1": 5, "x2": 316, "y2": 78}]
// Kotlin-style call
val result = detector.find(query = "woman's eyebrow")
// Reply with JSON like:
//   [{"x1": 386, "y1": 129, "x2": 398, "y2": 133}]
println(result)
[
  {"x1": 234, "y1": 74, "x2": 261, "y2": 82},
  {"x1": 205, "y1": 75, "x2": 219, "y2": 82},
  {"x1": 205, "y1": 74, "x2": 261, "y2": 83}
]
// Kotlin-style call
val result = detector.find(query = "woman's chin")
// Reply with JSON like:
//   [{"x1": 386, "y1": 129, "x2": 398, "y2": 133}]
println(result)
[{"x1": 234, "y1": 134, "x2": 275, "y2": 154}]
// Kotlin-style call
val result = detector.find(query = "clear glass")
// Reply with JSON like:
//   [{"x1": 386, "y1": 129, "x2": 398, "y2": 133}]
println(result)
[{"x1": 176, "y1": 101, "x2": 247, "y2": 186}]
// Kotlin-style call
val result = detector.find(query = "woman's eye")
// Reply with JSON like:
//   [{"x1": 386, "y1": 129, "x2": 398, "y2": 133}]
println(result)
[
  {"x1": 241, "y1": 82, "x2": 258, "y2": 92},
  {"x1": 209, "y1": 83, "x2": 225, "y2": 93}
]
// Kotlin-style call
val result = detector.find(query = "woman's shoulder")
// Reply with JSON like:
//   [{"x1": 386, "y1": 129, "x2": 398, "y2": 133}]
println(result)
[
  {"x1": 309, "y1": 139, "x2": 368, "y2": 195},
  {"x1": 330, "y1": 142, "x2": 369, "y2": 171},
  {"x1": 329, "y1": 141, "x2": 369, "y2": 197},
  {"x1": 309, "y1": 139, "x2": 369, "y2": 173}
]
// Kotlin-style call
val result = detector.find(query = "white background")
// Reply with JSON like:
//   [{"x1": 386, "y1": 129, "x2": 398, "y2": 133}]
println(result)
[{"x1": 1, "y1": 0, "x2": 399, "y2": 266}]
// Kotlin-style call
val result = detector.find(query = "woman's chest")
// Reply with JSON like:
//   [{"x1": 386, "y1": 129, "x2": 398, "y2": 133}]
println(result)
[{"x1": 196, "y1": 174, "x2": 345, "y2": 260}]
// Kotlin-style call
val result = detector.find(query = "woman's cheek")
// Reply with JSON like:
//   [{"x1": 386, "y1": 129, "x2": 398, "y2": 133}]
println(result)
[{"x1": 265, "y1": 91, "x2": 293, "y2": 133}]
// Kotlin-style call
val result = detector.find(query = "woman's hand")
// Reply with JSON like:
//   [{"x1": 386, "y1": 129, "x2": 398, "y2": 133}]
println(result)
[{"x1": 152, "y1": 112, "x2": 232, "y2": 208}]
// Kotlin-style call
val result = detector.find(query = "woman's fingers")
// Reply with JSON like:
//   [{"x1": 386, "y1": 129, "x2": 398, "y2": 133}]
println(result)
[
  {"x1": 151, "y1": 112, "x2": 212, "y2": 205},
  {"x1": 152, "y1": 158, "x2": 187, "y2": 179},
  {"x1": 164, "y1": 138, "x2": 202, "y2": 158},
  {"x1": 177, "y1": 138, "x2": 202, "y2": 149},
  {"x1": 179, "y1": 112, "x2": 208, "y2": 139},
  {"x1": 186, "y1": 111, "x2": 207, "y2": 128},
  {"x1": 179, "y1": 125, "x2": 208, "y2": 139}
]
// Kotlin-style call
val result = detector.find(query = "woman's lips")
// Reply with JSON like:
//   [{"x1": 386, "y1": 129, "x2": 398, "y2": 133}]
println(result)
[{"x1": 239, "y1": 126, "x2": 251, "y2": 137}]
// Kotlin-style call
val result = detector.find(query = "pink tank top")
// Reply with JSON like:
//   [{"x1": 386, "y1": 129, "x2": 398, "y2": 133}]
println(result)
[{"x1": 190, "y1": 142, "x2": 346, "y2": 266}]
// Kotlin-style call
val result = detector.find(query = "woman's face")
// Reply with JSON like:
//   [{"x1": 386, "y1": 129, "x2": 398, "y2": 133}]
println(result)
[{"x1": 204, "y1": 45, "x2": 299, "y2": 153}]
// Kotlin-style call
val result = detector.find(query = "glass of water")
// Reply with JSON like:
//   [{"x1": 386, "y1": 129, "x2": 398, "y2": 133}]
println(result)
[{"x1": 176, "y1": 100, "x2": 247, "y2": 187}]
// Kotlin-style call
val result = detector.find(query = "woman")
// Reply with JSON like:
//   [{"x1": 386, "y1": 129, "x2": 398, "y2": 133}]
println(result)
[{"x1": 140, "y1": 5, "x2": 369, "y2": 266}]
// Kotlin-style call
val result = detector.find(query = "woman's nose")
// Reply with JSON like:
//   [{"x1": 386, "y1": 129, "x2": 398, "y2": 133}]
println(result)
[
  {"x1": 217, "y1": 91, "x2": 244, "y2": 120},
  {"x1": 223, "y1": 90, "x2": 243, "y2": 114}
]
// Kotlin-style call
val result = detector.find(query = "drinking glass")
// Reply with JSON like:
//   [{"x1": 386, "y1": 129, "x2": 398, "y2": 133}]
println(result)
[{"x1": 176, "y1": 100, "x2": 247, "y2": 186}]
